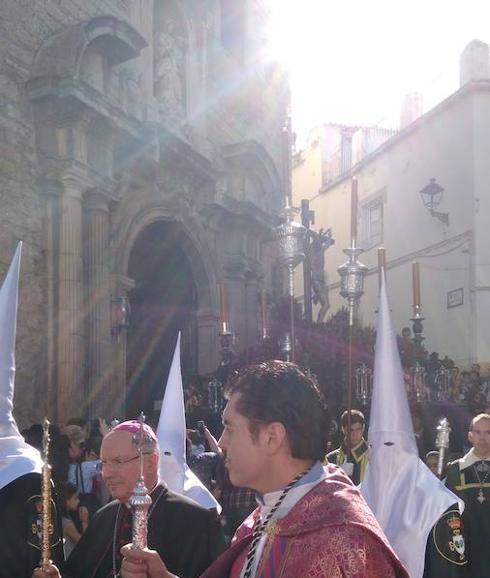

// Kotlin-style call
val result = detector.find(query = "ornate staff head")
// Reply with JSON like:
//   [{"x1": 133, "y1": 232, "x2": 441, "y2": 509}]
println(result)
[
  {"x1": 128, "y1": 413, "x2": 154, "y2": 549},
  {"x1": 435, "y1": 417, "x2": 451, "y2": 478}
]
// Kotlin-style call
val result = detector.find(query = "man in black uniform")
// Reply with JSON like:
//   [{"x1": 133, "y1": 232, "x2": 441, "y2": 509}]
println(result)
[
  {"x1": 1, "y1": 471, "x2": 64, "y2": 578},
  {"x1": 0, "y1": 242, "x2": 63, "y2": 577},
  {"x1": 445, "y1": 413, "x2": 490, "y2": 578}
]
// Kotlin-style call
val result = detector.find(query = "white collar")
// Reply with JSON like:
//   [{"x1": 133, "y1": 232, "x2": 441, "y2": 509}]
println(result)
[
  {"x1": 258, "y1": 464, "x2": 326, "y2": 521},
  {"x1": 459, "y1": 448, "x2": 490, "y2": 470}
]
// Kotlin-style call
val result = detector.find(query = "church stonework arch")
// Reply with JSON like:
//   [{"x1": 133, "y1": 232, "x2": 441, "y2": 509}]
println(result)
[
  {"x1": 116, "y1": 207, "x2": 220, "y2": 385},
  {"x1": 118, "y1": 207, "x2": 218, "y2": 310}
]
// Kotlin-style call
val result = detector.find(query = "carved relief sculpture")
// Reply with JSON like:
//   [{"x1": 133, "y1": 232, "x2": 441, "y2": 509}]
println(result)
[{"x1": 154, "y1": 20, "x2": 185, "y2": 118}]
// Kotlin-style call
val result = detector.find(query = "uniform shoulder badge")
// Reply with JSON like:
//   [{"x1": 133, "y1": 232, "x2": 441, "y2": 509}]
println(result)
[
  {"x1": 432, "y1": 509, "x2": 467, "y2": 566},
  {"x1": 26, "y1": 494, "x2": 61, "y2": 551}
]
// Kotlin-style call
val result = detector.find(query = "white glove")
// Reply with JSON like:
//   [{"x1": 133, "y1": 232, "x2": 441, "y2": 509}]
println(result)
[{"x1": 340, "y1": 460, "x2": 354, "y2": 477}]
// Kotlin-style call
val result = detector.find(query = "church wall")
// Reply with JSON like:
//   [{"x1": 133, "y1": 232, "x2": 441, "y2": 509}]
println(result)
[
  {"x1": 0, "y1": 1, "x2": 287, "y2": 425},
  {"x1": 0, "y1": 1, "x2": 131, "y2": 426}
]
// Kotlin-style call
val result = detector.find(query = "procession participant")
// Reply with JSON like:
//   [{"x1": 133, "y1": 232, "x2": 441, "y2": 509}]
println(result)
[
  {"x1": 445, "y1": 413, "x2": 490, "y2": 578},
  {"x1": 425, "y1": 450, "x2": 440, "y2": 476},
  {"x1": 121, "y1": 360, "x2": 408, "y2": 578},
  {"x1": 1, "y1": 471, "x2": 65, "y2": 578},
  {"x1": 361, "y1": 272, "x2": 465, "y2": 578},
  {"x1": 62, "y1": 420, "x2": 224, "y2": 578},
  {"x1": 326, "y1": 408, "x2": 368, "y2": 484},
  {"x1": 423, "y1": 507, "x2": 468, "y2": 578},
  {"x1": 0, "y1": 243, "x2": 64, "y2": 577}
]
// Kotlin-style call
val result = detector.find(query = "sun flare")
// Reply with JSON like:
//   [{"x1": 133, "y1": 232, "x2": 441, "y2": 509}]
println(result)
[{"x1": 266, "y1": 0, "x2": 490, "y2": 145}]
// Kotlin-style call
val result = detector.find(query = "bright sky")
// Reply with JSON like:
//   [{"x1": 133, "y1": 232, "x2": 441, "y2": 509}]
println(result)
[{"x1": 267, "y1": 0, "x2": 490, "y2": 146}]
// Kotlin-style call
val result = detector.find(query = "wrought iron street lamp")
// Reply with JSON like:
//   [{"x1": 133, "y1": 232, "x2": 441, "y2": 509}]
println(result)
[{"x1": 419, "y1": 178, "x2": 449, "y2": 226}]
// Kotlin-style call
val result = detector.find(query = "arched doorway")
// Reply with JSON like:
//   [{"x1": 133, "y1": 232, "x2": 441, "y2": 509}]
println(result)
[{"x1": 126, "y1": 221, "x2": 198, "y2": 424}]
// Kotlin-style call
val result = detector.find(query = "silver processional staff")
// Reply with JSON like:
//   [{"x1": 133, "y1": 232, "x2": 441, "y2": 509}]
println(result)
[
  {"x1": 435, "y1": 417, "x2": 451, "y2": 479},
  {"x1": 129, "y1": 412, "x2": 153, "y2": 549}
]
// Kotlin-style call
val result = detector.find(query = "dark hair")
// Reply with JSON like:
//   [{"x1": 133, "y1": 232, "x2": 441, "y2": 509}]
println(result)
[
  {"x1": 85, "y1": 434, "x2": 102, "y2": 458},
  {"x1": 66, "y1": 417, "x2": 87, "y2": 429},
  {"x1": 50, "y1": 434, "x2": 71, "y2": 486},
  {"x1": 61, "y1": 481, "x2": 79, "y2": 502},
  {"x1": 425, "y1": 450, "x2": 439, "y2": 460},
  {"x1": 26, "y1": 424, "x2": 43, "y2": 451},
  {"x1": 340, "y1": 409, "x2": 365, "y2": 428},
  {"x1": 225, "y1": 360, "x2": 328, "y2": 461},
  {"x1": 59, "y1": 482, "x2": 79, "y2": 516}
]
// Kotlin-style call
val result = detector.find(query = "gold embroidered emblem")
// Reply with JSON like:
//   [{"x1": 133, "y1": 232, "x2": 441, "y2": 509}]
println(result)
[{"x1": 266, "y1": 519, "x2": 280, "y2": 540}]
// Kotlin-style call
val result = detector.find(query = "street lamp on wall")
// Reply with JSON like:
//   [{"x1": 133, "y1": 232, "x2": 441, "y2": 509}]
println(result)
[{"x1": 419, "y1": 178, "x2": 449, "y2": 226}]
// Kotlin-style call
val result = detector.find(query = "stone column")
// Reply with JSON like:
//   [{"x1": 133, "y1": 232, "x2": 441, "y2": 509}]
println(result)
[
  {"x1": 44, "y1": 181, "x2": 62, "y2": 423},
  {"x1": 57, "y1": 173, "x2": 85, "y2": 422},
  {"x1": 244, "y1": 272, "x2": 259, "y2": 349},
  {"x1": 225, "y1": 261, "x2": 247, "y2": 353},
  {"x1": 113, "y1": 274, "x2": 135, "y2": 418},
  {"x1": 84, "y1": 189, "x2": 113, "y2": 419},
  {"x1": 196, "y1": 309, "x2": 220, "y2": 374}
]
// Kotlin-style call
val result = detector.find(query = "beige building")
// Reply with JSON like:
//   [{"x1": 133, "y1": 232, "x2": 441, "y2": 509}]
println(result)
[
  {"x1": 0, "y1": 1, "x2": 288, "y2": 425},
  {"x1": 293, "y1": 40, "x2": 490, "y2": 371}
]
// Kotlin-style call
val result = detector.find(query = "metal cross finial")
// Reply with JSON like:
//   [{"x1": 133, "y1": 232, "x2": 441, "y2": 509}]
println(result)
[{"x1": 132, "y1": 412, "x2": 155, "y2": 457}]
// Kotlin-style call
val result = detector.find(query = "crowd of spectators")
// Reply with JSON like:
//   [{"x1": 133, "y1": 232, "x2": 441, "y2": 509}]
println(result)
[
  {"x1": 398, "y1": 327, "x2": 490, "y2": 412},
  {"x1": 21, "y1": 418, "x2": 110, "y2": 553},
  {"x1": 21, "y1": 415, "x2": 257, "y2": 549}
]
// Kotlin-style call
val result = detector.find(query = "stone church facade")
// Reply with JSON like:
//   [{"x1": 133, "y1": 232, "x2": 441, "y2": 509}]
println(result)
[{"x1": 0, "y1": 1, "x2": 287, "y2": 426}]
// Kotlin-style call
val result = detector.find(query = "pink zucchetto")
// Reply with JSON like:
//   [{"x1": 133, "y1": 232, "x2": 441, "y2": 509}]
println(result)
[{"x1": 112, "y1": 420, "x2": 158, "y2": 444}]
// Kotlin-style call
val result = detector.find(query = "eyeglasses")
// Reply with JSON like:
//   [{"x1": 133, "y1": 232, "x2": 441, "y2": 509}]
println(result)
[{"x1": 97, "y1": 455, "x2": 141, "y2": 472}]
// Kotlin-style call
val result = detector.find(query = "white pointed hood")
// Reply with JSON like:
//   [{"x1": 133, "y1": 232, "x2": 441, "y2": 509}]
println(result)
[
  {"x1": 361, "y1": 272, "x2": 458, "y2": 578},
  {"x1": 0, "y1": 243, "x2": 42, "y2": 490},
  {"x1": 157, "y1": 333, "x2": 221, "y2": 512}
]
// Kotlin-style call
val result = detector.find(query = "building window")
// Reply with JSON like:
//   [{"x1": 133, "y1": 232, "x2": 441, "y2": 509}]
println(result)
[{"x1": 360, "y1": 193, "x2": 384, "y2": 248}]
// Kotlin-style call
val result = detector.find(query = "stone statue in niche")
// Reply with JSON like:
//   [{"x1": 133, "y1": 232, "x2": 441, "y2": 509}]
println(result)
[{"x1": 154, "y1": 20, "x2": 185, "y2": 117}]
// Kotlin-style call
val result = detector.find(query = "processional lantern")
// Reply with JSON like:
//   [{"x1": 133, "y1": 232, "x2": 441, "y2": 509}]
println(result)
[
  {"x1": 355, "y1": 363, "x2": 373, "y2": 406},
  {"x1": 337, "y1": 178, "x2": 368, "y2": 327},
  {"x1": 410, "y1": 362, "x2": 427, "y2": 402},
  {"x1": 409, "y1": 261, "x2": 427, "y2": 401},
  {"x1": 275, "y1": 119, "x2": 305, "y2": 362},
  {"x1": 337, "y1": 177, "x2": 368, "y2": 456},
  {"x1": 435, "y1": 366, "x2": 452, "y2": 401}
]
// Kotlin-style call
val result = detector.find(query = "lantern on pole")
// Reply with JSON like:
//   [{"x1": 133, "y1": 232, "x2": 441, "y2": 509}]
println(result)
[
  {"x1": 276, "y1": 202, "x2": 305, "y2": 362},
  {"x1": 337, "y1": 177, "x2": 368, "y2": 457}
]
